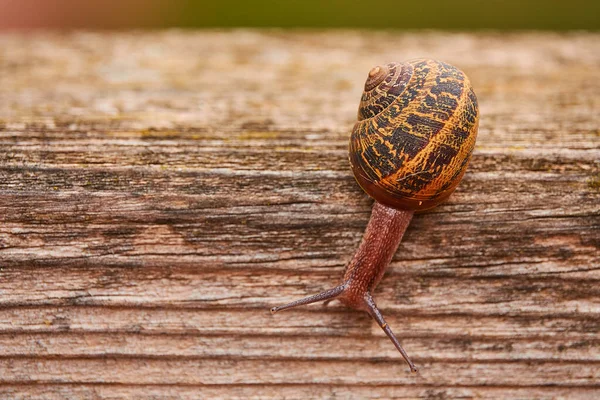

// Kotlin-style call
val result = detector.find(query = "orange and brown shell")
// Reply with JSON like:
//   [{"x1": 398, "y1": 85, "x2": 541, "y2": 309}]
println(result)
[{"x1": 349, "y1": 59, "x2": 479, "y2": 211}]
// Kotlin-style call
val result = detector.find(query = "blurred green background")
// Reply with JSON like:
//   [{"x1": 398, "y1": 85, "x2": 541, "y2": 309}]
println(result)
[{"x1": 1, "y1": 0, "x2": 599, "y2": 30}]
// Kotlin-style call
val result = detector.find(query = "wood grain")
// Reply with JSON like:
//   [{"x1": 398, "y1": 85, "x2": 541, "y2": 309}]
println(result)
[{"x1": 0, "y1": 31, "x2": 599, "y2": 399}]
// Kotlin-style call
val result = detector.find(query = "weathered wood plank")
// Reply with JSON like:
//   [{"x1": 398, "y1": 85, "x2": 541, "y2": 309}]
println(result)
[
  {"x1": 0, "y1": 266, "x2": 599, "y2": 315},
  {"x1": 0, "y1": 31, "x2": 599, "y2": 399},
  {"x1": 1, "y1": 385, "x2": 599, "y2": 400},
  {"x1": 1, "y1": 358, "x2": 599, "y2": 386},
  {"x1": 1, "y1": 307, "x2": 598, "y2": 341},
  {"x1": 1, "y1": 332, "x2": 598, "y2": 362}
]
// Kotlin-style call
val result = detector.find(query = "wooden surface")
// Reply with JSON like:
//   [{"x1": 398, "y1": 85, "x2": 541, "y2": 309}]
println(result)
[{"x1": 0, "y1": 31, "x2": 599, "y2": 399}]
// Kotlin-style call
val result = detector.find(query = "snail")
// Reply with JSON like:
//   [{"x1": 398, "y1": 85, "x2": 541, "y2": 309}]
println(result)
[{"x1": 270, "y1": 59, "x2": 479, "y2": 372}]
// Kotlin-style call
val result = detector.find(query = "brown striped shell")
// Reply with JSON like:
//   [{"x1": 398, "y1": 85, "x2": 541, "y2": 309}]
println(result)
[{"x1": 349, "y1": 59, "x2": 479, "y2": 211}]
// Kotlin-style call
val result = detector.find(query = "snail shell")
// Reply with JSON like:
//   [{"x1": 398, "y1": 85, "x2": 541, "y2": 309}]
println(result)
[{"x1": 349, "y1": 59, "x2": 479, "y2": 211}]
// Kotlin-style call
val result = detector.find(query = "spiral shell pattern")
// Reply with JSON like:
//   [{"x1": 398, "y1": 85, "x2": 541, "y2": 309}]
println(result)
[{"x1": 349, "y1": 59, "x2": 479, "y2": 211}]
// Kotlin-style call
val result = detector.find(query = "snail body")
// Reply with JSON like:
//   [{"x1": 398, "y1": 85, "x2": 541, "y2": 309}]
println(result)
[{"x1": 271, "y1": 59, "x2": 479, "y2": 372}]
